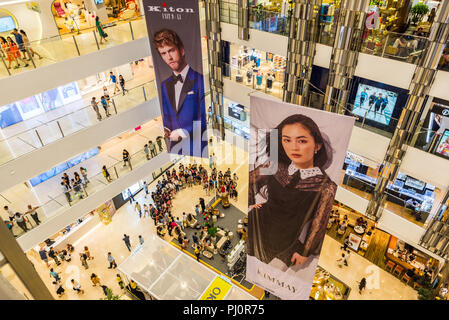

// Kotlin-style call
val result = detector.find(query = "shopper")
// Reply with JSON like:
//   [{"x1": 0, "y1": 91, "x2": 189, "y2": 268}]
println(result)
[
  {"x1": 110, "y1": 71, "x2": 119, "y2": 94},
  {"x1": 49, "y1": 268, "x2": 61, "y2": 282},
  {"x1": 11, "y1": 28, "x2": 28, "y2": 60},
  {"x1": 39, "y1": 247, "x2": 50, "y2": 267},
  {"x1": 123, "y1": 234, "x2": 131, "y2": 252},
  {"x1": 156, "y1": 136, "x2": 163, "y2": 152},
  {"x1": 358, "y1": 277, "x2": 367, "y2": 294},
  {"x1": 144, "y1": 144, "x2": 150, "y2": 160},
  {"x1": 102, "y1": 165, "x2": 112, "y2": 183},
  {"x1": 20, "y1": 30, "x2": 42, "y2": 60},
  {"x1": 14, "y1": 212, "x2": 28, "y2": 233},
  {"x1": 53, "y1": 280, "x2": 65, "y2": 297},
  {"x1": 91, "y1": 97, "x2": 102, "y2": 121},
  {"x1": 80, "y1": 167, "x2": 89, "y2": 186},
  {"x1": 84, "y1": 246, "x2": 93, "y2": 260},
  {"x1": 116, "y1": 274, "x2": 124, "y2": 289},
  {"x1": 127, "y1": 188, "x2": 134, "y2": 204},
  {"x1": 100, "y1": 95, "x2": 111, "y2": 117},
  {"x1": 71, "y1": 279, "x2": 84, "y2": 294},
  {"x1": 123, "y1": 149, "x2": 130, "y2": 167},
  {"x1": 119, "y1": 74, "x2": 128, "y2": 95},
  {"x1": 7, "y1": 36, "x2": 28, "y2": 68},
  {"x1": 148, "y1": 140, "x2": 156, "y2": 157},
  {"x1": 139, "y1": 235, "x2": 144, "y2": 246},
  {"x1": 134, "y1": 202, "x2": 142, "y2": 218},
  {"x1": 192, "y1": 232, "x2": 199, "y2": 246},
  {"x1": 90, "y1": 273, "x2": 101, "y2": 286},
  {"x1": 199, "y1": 197, "x2": 205, "y2": 213},
  {"x1": 95, "y1": 16, "x2": 107, "y2": 44},
  {"x1": 194, "y1": 245, "x2": 201, "y2": 262},
  {"x1": 143, "y1": 181, "x2": 149, "y2": 197},
  {"x1": 79, "y1": 252, "x2": 89, "y2": 269},
  {"x1": 24, "y1": 204, "x2": 41, "y2": 226},
  {"x1": 107, "y1": 252, "x2": 117, "y2": 269}
]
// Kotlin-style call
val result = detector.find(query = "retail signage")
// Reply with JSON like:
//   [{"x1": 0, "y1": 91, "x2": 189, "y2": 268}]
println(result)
[
  {"x1": 200, "y1": 276, "x2": 232, "y2": 300},
  {"x1": 142, "y1": 0, "x2": 208, "y2": 158},
  {"x1": 246, "y1": 96, "x2": 354, "y2": 300}
]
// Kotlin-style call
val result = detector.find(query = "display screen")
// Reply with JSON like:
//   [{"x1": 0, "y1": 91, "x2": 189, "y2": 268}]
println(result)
[
  {"x1": 436, "y1": 129, "x2": 449, "y2": 158},
  {"x1": 353, "y1": 84, "x2": 398, "y2": 125},
  {"x1": 396, "y1": 172, "x2": 407, "y2": 181},
  {"x1": 404, "y1": 177, "x2": 426, "y2": 191},
  {"x1": 0, "y1": 16, "x2": 15, "y2": 33},
  {"x1": 228, "y1": 103, "x2": 245, "y2": 121},
  {"x1": 94, "y1": 0, "x2": 104, "y2": 4}
]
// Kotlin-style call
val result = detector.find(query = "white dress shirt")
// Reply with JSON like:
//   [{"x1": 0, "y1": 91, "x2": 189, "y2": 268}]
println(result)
[
  {"x1": 169, "y1": 65, "x2": 190, "y2": 142},
  {"x1": 173, "y1": 64, "x2": 190, "y2": 111}
]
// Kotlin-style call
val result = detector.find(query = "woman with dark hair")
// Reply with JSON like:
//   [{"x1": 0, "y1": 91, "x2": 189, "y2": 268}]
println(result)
[
  {"x1": 95, "y1": 16, "x2": 107, "y2": 44},
  {"x1": 19, "y1": 30, "x2": 43, "y2": 60},
  {"x1": 247, "y1": 114, "x2": 337, "y2": 269}
]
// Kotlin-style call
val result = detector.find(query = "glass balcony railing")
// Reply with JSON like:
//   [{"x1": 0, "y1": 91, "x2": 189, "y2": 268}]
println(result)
[
  {"x1": 8, "y1": 142, "x2": 171, "y2": 240},
  {"x1": 0, "y1": 80, "x2": 158, "y2": 167},
  {"x1": 0, "y1": 15, "x2": 146, "y2": 79}
]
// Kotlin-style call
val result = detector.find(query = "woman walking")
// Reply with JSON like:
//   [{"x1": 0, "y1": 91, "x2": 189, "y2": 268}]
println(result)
[
  {"x1": 102, "y1": 165, "x2": 112, "y2": 182},
  {"x1": 20, "y1": 30, "x2": 43, "y2": 60},
  {"x1": 95, "y1": 16, "x2": 108, "y2": 44}
]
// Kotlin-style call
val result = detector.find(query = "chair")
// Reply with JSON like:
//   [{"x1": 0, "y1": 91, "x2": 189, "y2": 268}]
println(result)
[
  {"x1": 393, "y1": 265, "x2": 404, "y2": 277},
  {"x1": 53, "y1": 1, "x2": 65, "y2": 17},
  {"x1": 385, "y1": 260, "x2": 395, "y2": 272},
  {"x1": 186, "y1": 213, "x2": 197, "y2": 228},
  {"x1": 401, "y1": 273, "x2": 412, "y2": 284}
]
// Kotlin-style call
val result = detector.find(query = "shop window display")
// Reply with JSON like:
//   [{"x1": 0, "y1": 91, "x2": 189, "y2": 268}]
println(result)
[
  {"x1": 223, "y1": 98, "x2": 250, "y2": 140},
  {"x1": 310, "y1": 266, "x2": 350, "y2": 300},
  {"x1": 51, "y1": 0, "x2": 140, "y2": 36}
]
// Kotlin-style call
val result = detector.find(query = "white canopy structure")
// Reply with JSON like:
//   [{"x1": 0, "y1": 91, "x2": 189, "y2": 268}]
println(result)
[{"x1": 118, "y1": 234, "x2": 256, "y2": 300}]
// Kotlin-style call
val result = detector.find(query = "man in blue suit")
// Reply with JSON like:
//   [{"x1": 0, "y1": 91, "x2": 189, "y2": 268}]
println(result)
[{"x1": 153, "y1": 29, "x2": 208, "y2": 158}]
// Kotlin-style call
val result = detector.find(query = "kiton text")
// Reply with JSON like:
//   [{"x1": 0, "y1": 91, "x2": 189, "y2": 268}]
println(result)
[{"x1": 147, "y1": 5, "x2": 194, "y2": 13}]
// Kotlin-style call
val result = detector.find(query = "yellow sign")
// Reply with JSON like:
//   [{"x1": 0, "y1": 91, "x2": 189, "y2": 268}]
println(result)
[{"x1": 200, "y1": 276, "x2": 232, "y2": 300}]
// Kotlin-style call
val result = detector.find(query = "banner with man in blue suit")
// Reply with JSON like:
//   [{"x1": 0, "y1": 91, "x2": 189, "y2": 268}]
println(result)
[{"x1": 143, "y1": 0, "x2": 208, "y2": 158}]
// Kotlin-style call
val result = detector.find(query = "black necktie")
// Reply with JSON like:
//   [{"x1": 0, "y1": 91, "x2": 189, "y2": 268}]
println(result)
[{"x1": 172, "y1": 74, "x2": 183, "y2": 84}]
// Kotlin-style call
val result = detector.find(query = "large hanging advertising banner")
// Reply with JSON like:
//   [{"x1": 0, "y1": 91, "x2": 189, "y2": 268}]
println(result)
[
  {"x1": 246, "y1": 95, "x2": 355, "y2": 300},
  {"x1": 143, "y1": 0, "x2": 208, "y2": 158}
]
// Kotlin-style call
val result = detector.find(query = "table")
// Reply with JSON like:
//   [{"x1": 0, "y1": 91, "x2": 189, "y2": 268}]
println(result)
[{"x1": 354, "y1": 225, "x2": 365, "y2": 235}]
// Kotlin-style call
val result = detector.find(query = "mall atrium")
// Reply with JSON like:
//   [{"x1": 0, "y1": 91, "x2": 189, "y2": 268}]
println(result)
[{"x1": 0, "y1": 0, "x2": 448, "y2": 301}]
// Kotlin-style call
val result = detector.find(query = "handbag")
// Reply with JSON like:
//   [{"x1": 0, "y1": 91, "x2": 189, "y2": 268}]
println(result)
[{"x1": 103, "y1": 32, "x2": 108, "y2": 38}]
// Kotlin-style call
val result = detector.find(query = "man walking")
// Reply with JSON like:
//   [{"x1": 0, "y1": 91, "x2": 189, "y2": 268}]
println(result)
[
  {"x1": 61, "y1": 182, "x2": 72, "y2": 203},
  {"x1": 149, "y1": 140, "x2": 157, "y2": 157},
  {"x1": 123, "y1": 234, "x2": 131, "y2": 252},
  {"x1": 135, "y1": 202, "x2": 142, "y2": 218},
  {"x1": 107, "y1": 252, "x2": 117, "y2": 269},
  {"x1": 156, "y1": 136, "x2": 163, "y2": 152},
  {"x1": 199, "y1": 197, "x2": 205, "y2": 213},
  {"x1": 91, "y1": 97, "x2": 102, "y2": 121}
]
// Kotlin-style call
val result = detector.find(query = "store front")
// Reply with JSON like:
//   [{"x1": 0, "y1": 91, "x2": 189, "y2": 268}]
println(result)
[
  {"x1": 51, "y1": 0, "x2": 141, "y2": 36},
  {"x1": 247, "y1": 0, "x2": 290, "y2": 35},
  {"x1": 223, "y1": 97, "x2": 250, "y2": 141},
  {"x1": 340, "y1": 151, "x2": 440, "y2": 226},
  {"x1": 222, "y1": 41, "x2": 286, "y2": 99}
]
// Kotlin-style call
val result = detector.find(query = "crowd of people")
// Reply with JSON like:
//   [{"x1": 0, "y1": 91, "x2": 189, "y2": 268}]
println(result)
[
  {"x1": 60, "y1": 167, "x2": 90, "y2": 204},
  {"x1": 0, "y1": 28, "x2": 42, "y2": 70},
  {"x1": 38, "y1": 239, "x2": 143, "y2": 298}
]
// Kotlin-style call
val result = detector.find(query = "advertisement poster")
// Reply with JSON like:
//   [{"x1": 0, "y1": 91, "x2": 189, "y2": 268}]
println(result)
[
  {"x1": 142, "y1": 0, "x2": 208, "y2": 158},
  {"x1": 38, "y1": 88, "x2": 64, "y2": 112},
  {"x1": 246, "y1": 95, "x2": 354, "y2": 300},
  {"x1": 59, "y1": 82, "x2": 82, "y2": 104}
]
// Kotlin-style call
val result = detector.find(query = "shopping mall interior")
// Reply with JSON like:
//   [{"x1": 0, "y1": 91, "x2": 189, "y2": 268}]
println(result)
[{"x1": 0, "y1": 0, "x2": 449, "y2": 302}]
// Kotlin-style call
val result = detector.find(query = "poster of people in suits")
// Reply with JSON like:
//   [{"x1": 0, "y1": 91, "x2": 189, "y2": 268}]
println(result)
[
  {"x1": 143, "y1": 0, "x2": 208, "y2": 158},
  {"x1": 246, "y1": 96, "x2": 354, "y2": 300}
]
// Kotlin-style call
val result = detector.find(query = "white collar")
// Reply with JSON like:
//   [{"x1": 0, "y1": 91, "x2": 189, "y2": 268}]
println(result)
[
  {"x1": 173, "y1": 64, "x2": 190, "y2": 81},
  {"x1": 288, "y1": 162, "x2": 323, "y2": 179}
]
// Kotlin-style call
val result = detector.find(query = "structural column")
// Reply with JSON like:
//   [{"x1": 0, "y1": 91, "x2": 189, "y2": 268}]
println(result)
[
  {"x1": 205, "y1": 0, "x2": 225, "y2": 141},
  {"x1": 0, "y1": 221, "x2": 53, "y2": 300},
  {"x1": 283, "y1": 0, "x2": 321, "y2": 106},
  {"x1": 238, "y1": 0, "x2": 250, "y2": 40},
  {"x1": 323, "y1": 0, "x2": 370, "y2": 113},
  {"x1": 366, "y1": 2, "x2": 449, "y2": 221}
]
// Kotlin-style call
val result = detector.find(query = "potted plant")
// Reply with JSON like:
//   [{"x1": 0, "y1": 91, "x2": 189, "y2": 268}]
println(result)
[
  {"x1": 410, "y1": 3, "x2": 430, "y2": 25},
  {"x1": 101, "y1": 287, "x2": 122, "y2": 300},
  {"x1": 208, "y1": 225, "x2": 218, "y2": 243},
  {"x1": 213, "y1": 243, "x2": 218, "y2": 255}
]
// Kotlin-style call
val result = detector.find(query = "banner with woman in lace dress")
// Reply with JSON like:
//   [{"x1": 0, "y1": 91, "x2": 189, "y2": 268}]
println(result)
[{"x1": 246, "y1": 95, "x2": 355, "y2": 300}]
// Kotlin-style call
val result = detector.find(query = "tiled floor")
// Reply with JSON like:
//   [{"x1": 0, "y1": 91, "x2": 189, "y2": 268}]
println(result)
[
  {"x1": 25, "y1": 138, "x2": 418, "y2": 300},
  {"x1": 0, "y1": 118, "x2": 164, "y2": 236}
]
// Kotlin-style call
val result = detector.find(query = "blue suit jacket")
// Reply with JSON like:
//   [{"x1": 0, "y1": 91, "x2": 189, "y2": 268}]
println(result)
[{"x1": 160, "y1": 67, "x2": 208, "y2": 157}]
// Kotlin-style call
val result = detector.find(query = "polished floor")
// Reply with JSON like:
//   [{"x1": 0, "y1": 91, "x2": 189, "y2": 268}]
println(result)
[{"x1": 25, "y1": 137, "x2": 419, "y2": 300}]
